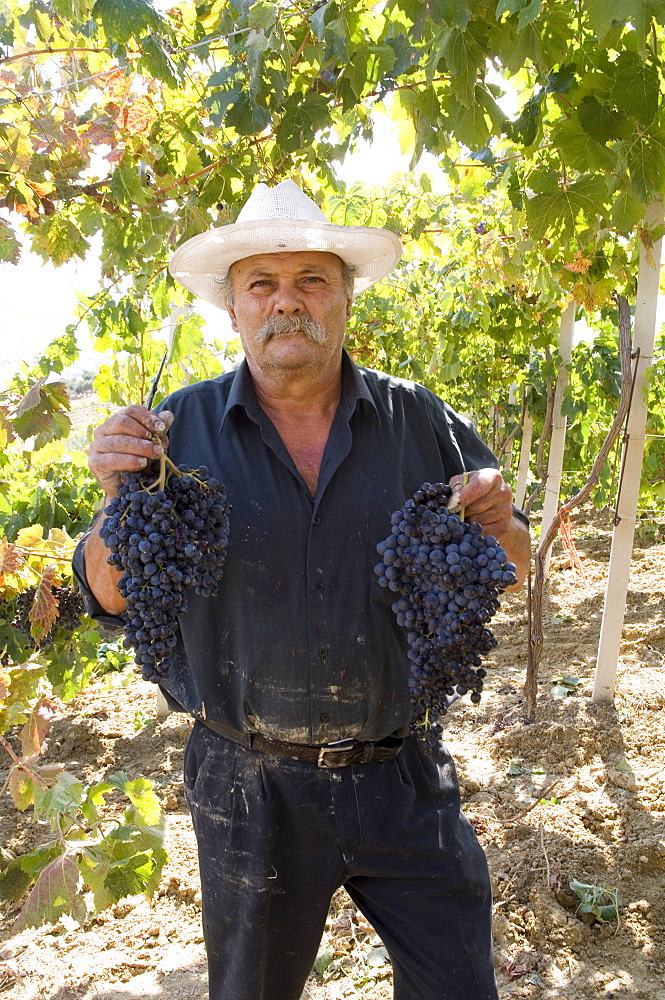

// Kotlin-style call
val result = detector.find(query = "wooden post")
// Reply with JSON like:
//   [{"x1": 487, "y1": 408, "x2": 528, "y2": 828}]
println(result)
[
  {"x1": 514, "y1": 408, "x2": 534, "y2": 509},
  {"x1": 592, "y1": 202, "x2": 664, "y2": 703},
  {"x1": 539, "y1": 299, "x2": 575, "y2": 578}
]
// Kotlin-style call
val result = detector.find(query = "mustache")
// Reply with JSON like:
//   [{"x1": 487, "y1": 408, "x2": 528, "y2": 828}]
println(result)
[{"x1": 256, "y1": 314, "x2": 327, "y2": 345}]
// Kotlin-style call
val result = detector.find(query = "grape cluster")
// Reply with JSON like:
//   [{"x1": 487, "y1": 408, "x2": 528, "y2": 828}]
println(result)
[
  {"x1": 12, "y1": 585, "x2": 84, "y2": 649},
  {"x1": 101, "y1": 463, "x2": 230, "y2": 683},
  {"x1": 374, "y1": 481, "x2": 517, "y2": 750}
]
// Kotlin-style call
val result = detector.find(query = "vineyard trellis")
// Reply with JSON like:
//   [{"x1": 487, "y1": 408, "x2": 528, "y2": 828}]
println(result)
[{"x1": 2, "y1": 0, "x2": 665, "y2": 927}]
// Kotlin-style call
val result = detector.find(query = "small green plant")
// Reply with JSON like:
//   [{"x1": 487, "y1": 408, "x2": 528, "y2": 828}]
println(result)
[
  {"x1": 569, "y1": 879, "x2": 623, "y2": 926},
  {"x1": 96, "y1": 640, "x2": 135, "y2": 675},
  {"x1": 551, "y1": 675, "x2": 583, "y2": 698},
  {"x1": 133, "y1": 708, "x2": 151, "y2": 732}
]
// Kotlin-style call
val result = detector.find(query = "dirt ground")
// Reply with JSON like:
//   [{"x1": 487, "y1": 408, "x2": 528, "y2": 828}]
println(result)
[{"x1": 0, "y1": 507, "x2": 664, "y2": 1000}]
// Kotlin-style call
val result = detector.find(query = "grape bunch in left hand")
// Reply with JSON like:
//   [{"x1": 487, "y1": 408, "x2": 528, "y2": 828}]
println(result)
[
  {"x1": 101, "y1": 460, "x2": 230, "y2": 683},
  {"x1": 374, "y1": 481, "x2": 517, "y2": 751}
]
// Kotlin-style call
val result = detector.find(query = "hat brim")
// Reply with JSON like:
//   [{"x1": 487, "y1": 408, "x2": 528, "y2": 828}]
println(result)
[{"x1": 168, "y1": 219, "x2": 402, "y2": 309}]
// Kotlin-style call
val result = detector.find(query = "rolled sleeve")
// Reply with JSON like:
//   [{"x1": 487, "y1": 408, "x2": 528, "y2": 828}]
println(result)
[{"x1": 72, "y1": 528, "x2": 125, "y2": 636}]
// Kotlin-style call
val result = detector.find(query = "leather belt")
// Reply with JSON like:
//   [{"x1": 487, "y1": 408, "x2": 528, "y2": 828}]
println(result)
[{"x1": 199, "y1": 717, "x2": 404, "y2": 768}]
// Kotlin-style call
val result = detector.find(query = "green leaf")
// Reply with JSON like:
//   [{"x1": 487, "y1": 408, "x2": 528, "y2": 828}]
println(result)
[
  {"x1": 139, "y1": 36, "x2": 180, "y2": 87},
  {"x1": 449, "y1": 98, "x2": 491, "y2": 149},
  {"x1": 626, "y1": 128, "x2": 665, "y2": 201},
  {"x1": 525, "y1": 174, "x2": 608, "y2": 241},
  {"x1": 276, "y1": 93, "x2": 330, "y2": 153},
  {"x1": 10, "y1": 379, "x2": 72, "y2": 449},
  {"x1": 247, "y1": 0, "x2": 277, "y2": 30},
  {"x1": 225, "y1": 91, "x2": 271, "y2": 135},
  {"x1": 14, "y1": 851, "x2": 86, "y2": 932},
  {"x1": 577, "y1": 96, "x2": 630, "y2": 144},
  {"x1": 365, "y1": 945, "x2": 390, "y2": 967},
  {"x1": 0, "y1": 219, "x2": 21, "y2": 264},
  {"x1": 30, "y1": 218, "x2": 90, "y2": 267},
  {"x1": 0, "y1": 858, "x2": 34, "y2": 903},
  {"x1": 551, "y1": 116, "x2": 617, "y2": 172},
  {"x1": 542, "y1": 65, "x2": 575, "y2": 95},
  {"x1": 510, "y1": 93, "x2": 542, "y2": 147},
  {"x1": 104, "y1": 851, "x2": 156, "y2": 898},
  {"x1": 440, "y1": 27, "x2": 483, "y2": 108},
  {"x1": 516, "y1": 0, "x2": 542, "y2": 32},
  {"x1": 314, "y1": 944, "x2": 334, "y2": 975},
  {"x1": 122, "y1": 777, "x2": 161, "y2": 826},
  {"x1": 610, "y1": 51, "x2": 659, "y2": 127},
  {"x1": 611, "y1": 190, "x2": 646, "y2": 232},
  {"x1": 92, "y1": 0, "x2": 161, "y2": 45},
  {"x1": 586, "y1": 0, "x2": 634, "y2": 38},
  {"x1": 429, "y1": 0, "x2": 470, "y2": 27}
]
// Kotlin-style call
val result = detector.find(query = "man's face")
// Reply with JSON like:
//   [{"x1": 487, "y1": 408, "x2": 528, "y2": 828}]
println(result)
[{"x1": 225, "y1": 251, "x2": 352, "y2": 376}]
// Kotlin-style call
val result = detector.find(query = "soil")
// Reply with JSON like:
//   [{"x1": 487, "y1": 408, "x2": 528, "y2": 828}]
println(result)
[{"x1": 1, "y1": 506, "x2": 664, "y2": 1000}]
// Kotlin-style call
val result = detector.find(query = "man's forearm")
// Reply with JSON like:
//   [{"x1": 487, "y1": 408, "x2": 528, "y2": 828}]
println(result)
[
  {"x1": 84, "y1": 508, "x2": 127, "y2": 614},
  {"x1": 497, "y1": 514, "x2": 531, "y2": 592}
]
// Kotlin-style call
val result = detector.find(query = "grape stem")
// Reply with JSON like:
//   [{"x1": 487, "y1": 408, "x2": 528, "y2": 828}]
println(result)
[{"x1": 460, "y1": 471, "x2": 469, "y2": 521}]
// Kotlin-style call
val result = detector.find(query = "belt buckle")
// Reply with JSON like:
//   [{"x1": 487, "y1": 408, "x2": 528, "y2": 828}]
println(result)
[
  {"x1": 317, "y1": 739, "x2": 356, "y2": 768},
  {"x1": 317, "y1": 745, "x2": 344, "y2": 768}
]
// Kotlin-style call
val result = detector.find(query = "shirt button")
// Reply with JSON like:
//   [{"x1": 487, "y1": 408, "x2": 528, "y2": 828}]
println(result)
[
  {"x1": 315, "y1": 581, "x2": 325, "y2": 591},
  {"x1": 313, "y1": 516, "x2": 321, "y2": 525},
  {"x1": 319, "y1": 647, "x2": 328, "y2": 659}
]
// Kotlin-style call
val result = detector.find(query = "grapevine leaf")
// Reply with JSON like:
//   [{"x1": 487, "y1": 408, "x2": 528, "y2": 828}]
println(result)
[
  {"x1": 104, "y1": 851, "x2": 156, "y2": 898},
  {"x1": 92, "y1": 0, "x2": 162, "y2": 45},
  {"x1": 585, "y1": 0, "x2": 634, "y2": 38},
  {"x1": 139, "y1": 36, "x2": 180, "y2": 88},
  {"x1": 449, "y1": 99, "x2": 491, "y2": 149},
  {"x1": 516, "y1": 0, "x2": 542, "y2": 32},
  {"x1": 10, "y1": 381, "x2": 71, "y2": 450},
  {"x1": 13, "y1": 851, "x2": 85, "y2": 932},
  {"x1": 577, "y1": 96, "x2": 630, "y2": 144},
  {"x1": 0, "y1": 537, "x2": 25, "y2": 582},
  {"x1": 247, "y1": 0, "x2": 277, "y2": 30},
  {"x1": 30, "y1": 217, "x2": 90, "y2": 267},
  {"x1": 19, "y1": 696, "x2": 58, "y2": 757},
  {"x1": 626, "y1": 129, "x2": 665, "y2": 201},
  {"x1": 610, "y1": 51, "x2": 659, "y2": 127},
  {"x1": 8, "y1": 765, "x2": 37, "y2": 811},
  {"x1": 0, "y1": 219, "x2": 21, "y2": 264},
  {"x1": 118, "y1": 776, "x2": 161, "y2": 826},
  {"x1": 0, "y1": 671, "x2": 9, "y2": 699},
  {"x1": 33, "y1": 771, "x2": 84, "y2": 823},
  {"x1": 610, "y1": 189, "x2": 646, "y2": 232},
  {"x1": 525, "y1": 174, "x2": 609, "y2": 242},
  {"x1": 0, "y1": 858, "x2": 34, "y2": 903},
  {"x1": 551, "y1": 116, "x2": 617, "y2": 172},
  {"x1": 440, "y1": 27, "x2": 483, "y2": 109},
  {"x1": 28, "y1": 567, "x2": 59, "y2": 645}
]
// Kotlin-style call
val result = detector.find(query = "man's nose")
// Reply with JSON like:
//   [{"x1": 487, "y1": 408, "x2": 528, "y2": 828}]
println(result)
[{"x1": 273, "y1": 282, "x2": 302, "y2": 314}]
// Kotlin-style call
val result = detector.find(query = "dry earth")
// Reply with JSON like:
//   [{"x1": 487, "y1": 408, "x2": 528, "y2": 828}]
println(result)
[{"x1": 0, "y1": 507, "x2": 664, "y2": 1000}]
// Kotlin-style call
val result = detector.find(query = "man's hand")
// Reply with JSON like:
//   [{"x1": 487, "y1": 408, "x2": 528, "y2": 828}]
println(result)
[
  {"x1": 89, "y1": 406, "x2": 174, "y2": 496},
  {"x1": 448, "y1": 468, "x2": 531, "y2": 590},
  {"x1": 448, "y1": 468, "x2": 514, "y2": 537}
]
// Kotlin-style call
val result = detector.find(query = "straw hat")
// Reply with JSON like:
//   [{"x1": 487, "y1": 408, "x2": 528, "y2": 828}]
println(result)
[{"x1": 168, "y1": 179, "x2": 403, "y2": 309}]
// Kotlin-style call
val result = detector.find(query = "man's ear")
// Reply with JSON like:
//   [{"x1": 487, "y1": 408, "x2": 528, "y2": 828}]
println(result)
[
  {"x1": 227, "y1": 305, "x2": 239, "y2": 332},
  {"x1": 345, "y1": 296, "x2": 353, "y2": 321}
]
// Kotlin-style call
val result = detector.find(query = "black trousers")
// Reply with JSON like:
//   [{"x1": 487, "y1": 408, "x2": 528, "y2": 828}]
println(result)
[{"x1": 183, "y1": 722, "x2": 499, "y2": 1000}]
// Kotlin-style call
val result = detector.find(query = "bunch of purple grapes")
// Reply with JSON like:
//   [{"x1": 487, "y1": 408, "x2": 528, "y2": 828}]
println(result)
[
  {"x1": 375, "y1": 481, "x2": 517, "y2": 750},
  {"x1": 101, "y1": 464, "x2": 230, "y2": 682}
]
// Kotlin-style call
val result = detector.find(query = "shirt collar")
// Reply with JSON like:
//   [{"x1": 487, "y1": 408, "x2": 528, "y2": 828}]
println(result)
[{"x1": 219, "y1": 349, "x2": 377, "y2": 432}]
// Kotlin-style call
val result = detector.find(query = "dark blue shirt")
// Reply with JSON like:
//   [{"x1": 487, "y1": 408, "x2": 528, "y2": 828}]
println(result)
[{"x1": 74, "y1": 352, "x2": 502, "y2": 744}]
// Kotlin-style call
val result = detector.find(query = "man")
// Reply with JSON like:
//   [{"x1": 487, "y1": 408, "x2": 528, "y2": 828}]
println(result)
[{"x1": 75, "y1": 179, "x2": 530, "y2": 1000}]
